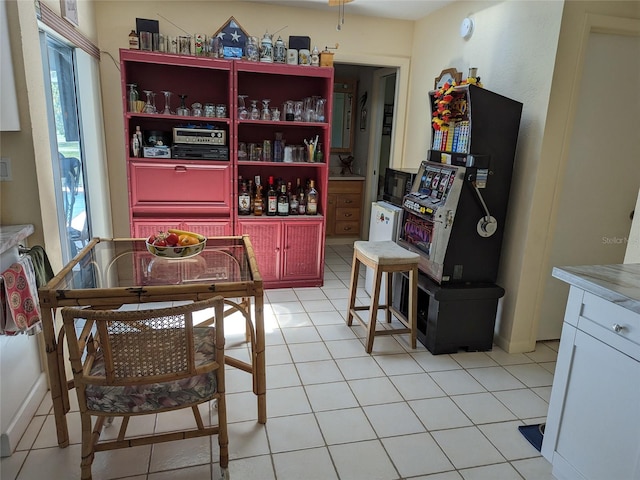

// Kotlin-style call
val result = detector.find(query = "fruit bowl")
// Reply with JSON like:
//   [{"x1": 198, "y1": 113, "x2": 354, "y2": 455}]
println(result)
[{"x1": 145, "y1": 238, "x2": 207, "y2": 259}]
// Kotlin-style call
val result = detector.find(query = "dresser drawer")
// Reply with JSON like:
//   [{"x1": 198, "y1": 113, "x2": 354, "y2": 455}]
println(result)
[
  {"x1": 335, "y1": 207, "x2": 360, "y2": 221},
  {"x1": 335, "y1": 194, "x2": 361, "y2": 208},
  {"x1": 334, "y1": 221, "x2": 360, "y2": 235}
]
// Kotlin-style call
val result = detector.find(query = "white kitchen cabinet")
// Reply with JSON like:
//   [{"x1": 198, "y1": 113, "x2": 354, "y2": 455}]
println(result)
[{"x1": 542, "y1": 265, "x2": 640, "y2": 480}]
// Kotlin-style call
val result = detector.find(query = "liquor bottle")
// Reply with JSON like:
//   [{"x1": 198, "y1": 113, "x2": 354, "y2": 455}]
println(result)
[
  {"x1": 248, "y1": 179, "x2": 255, "y2": 214},
  {"x1": 277, "y1": 183, "x2": 289, "y2": 216},
  {"x1": 266, "y1": 176, "x2": 278, "y2": 216},
  {"x1": 306, "y1": 179, "x2": 318, "y2": 215},
  {"x1": 238, "y1": 178, "x2": 251, "y2": 215},
  {"x1": 128, "y1": 30, "x2": 140, "y2": 50},
  {"x1": 254, "y1": 176, "x2": 264, "y2": 216},
  {"x1": 288, "y1": 181, "x2": 298, "y2": 215},
  {"x1": 254, "y1": 184, "x2": 264, "y2": 216},
  {"x1": 296, "y1": 178, "x2": 306, "y2": 215}
]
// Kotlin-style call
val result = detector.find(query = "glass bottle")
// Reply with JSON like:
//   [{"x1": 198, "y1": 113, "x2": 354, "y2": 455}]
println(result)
[
  {"x1": 277, "y1": 183, "x2": 289, "y2": 216},
  {"x1": 306, "y1": 179, "x2": 318, "y2": 215},
  {"x1": 266, "y1": 176, "x2": 278, "y2": 216},
  {"x1": 238, "y1": 177, "x2": 251, "y2": 215},
  {"x1": 273, "y1": 132, "x2": 284, "y2": 162},
  {"x1": 297, "y1": 179, "x2": 307, "y2": 215},
  {"x1": 289, "y1": 181, "x2": 299, "y2": 215},
  {"x1": 253, "y1": 180, "x2": 264, "y2": 216},
  {"x1": 127, "y1": 84, "x2": 139, "y2": 113},
  {"x1": 128, "y1": 30, "x2": 140, "y2": 50}
]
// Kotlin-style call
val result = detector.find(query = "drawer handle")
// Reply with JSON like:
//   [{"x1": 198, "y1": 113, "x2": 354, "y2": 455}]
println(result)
[
  {"x1": 344, "y1": 199, "x2": 353, "y2": 204},
  {"x1": 175, "y1": 166, "x2": 188, "y2": 172},
  {"x1": 612, "y1": 323, "x2": 625, "y2": 333},
  {"x1": 344, "y1": 213, "x2": 352, "y2": 218}
]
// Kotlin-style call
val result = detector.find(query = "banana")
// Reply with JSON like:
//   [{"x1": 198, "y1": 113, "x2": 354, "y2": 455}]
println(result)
[{"x1": 167, "y1": 228, "x2": 206, "y2": 242}]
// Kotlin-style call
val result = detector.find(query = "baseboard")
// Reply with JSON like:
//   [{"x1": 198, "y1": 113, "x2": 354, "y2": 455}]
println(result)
[
  {"x1": 1, "y1": 373, "x2": 48, "y2": 457},
  {"x1": 493, "y1": 332, "x2": 537, "y2": 353}
]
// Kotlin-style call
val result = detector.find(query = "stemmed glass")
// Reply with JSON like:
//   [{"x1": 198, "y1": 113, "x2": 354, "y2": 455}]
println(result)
[
  {"x1": 261, "y1": 99, "x2": 271, "y2": 121},
  {"x1": 250, "y1": 100, "x2": 260, "y2": 120},
  {"x1": 161, "y1": 91, "x2": 173, "y2": 115},
  {"x1": 177, "y1": 94, "x2": 190, "y2": 116},
  {"x1": 143, "y1": 90, "x2": 156, "y2": 114},
  {"x1": 238, "y1": 95, "x2": 249, "y2": 119},
  {"x1": 151, "y1": 92, "x2": 157, "y2": 113}
]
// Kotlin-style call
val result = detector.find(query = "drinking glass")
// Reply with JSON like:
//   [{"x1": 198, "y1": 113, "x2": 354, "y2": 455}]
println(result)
[
  {"x1": 177, "y1": 94, "x2": 190, "y2": 116},
  {"x1": 238, "y1": 95, "x2": 249, "y2": 119},
  {"x1": 294, "y1": 101, "x2": 303, "y2": 122},
  {"x1": 271, "y1": 107, "x2": 281, "y2": 121},
  {"x1": 250, "y1": 100, "x2": 260, "y2": 120},
  {"x1": 161, "y1": 91, "x2": 173, "y2": 115},
  {"x1": 261, "y1": 99, "x2": 271, "y2": 121},
  {"x1": 143, "y1": 90, "x2": 155, "y2": 114},
  {"x1": 284, "y1": 100, "x2": 294, "y2": 121},
  {"x1": 191, "y1": 102, "x2": 203, "y2": 117},
  {"x1": 315, "y1": 98, "x2": 327, "y2": 122}
]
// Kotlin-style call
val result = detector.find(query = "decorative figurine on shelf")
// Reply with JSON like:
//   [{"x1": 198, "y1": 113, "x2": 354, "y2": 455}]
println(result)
[{"x1": 339, "y1": 154, "x2": 354, "y2": 175}]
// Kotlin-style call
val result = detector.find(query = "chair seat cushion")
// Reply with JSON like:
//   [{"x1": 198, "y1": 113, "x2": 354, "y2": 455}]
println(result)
[
  {"x1": 355, "y1": 241, "x2": 420, "y2": 265},
  {"x1": 85, "y1": 327, "x2": 217, "y2": 414}
]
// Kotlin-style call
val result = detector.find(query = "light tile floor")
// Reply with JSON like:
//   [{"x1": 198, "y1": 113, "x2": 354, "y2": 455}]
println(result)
[{"x1": 1, "y1": 244, "x2": 558, "y2": 480}]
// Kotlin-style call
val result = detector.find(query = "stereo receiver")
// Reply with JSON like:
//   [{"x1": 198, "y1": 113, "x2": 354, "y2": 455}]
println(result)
[{"x1": 173, "y1": 127, "x2": 226, "y2": 146}]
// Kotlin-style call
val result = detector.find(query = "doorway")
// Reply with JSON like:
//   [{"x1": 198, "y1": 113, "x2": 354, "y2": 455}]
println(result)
[{"x1": 332, "y1": 63, "x2": 400, "y2": 239}]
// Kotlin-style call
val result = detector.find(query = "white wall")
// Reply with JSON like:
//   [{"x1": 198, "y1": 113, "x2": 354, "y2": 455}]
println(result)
[{"x1": 407, "y1": 1, "x2": 563, "y2": 351}]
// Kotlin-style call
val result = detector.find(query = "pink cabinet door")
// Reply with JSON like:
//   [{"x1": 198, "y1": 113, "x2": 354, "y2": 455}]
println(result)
[
  {"x1": 132, "y1": 219, "x2": 231, "y2": 238},
  {"x1": 129, "y1": 161, "x2": 232, "y2": 216},
  {"x1": 238, "y1": 220, "x2": 281, "y2": 283},
  {"x1": 282, "y1": 220, "x2": 323, "y2": 281}
]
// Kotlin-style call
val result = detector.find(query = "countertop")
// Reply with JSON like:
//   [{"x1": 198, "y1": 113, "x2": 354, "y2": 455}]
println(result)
[
  {"x1": 0, "y1": 224, "x2": 35, "y2": 256},
  {"x1": 552, "y1": 263, "x2": 640, "y2": 314},
  {"x1": 328, "y1": 174, "x2": 366, "y2": 181}
]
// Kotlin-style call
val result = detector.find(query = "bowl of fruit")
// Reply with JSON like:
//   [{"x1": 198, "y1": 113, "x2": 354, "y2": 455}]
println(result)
[{"x1": 145, "y1": 229, "x2": 207, "y2": 259}]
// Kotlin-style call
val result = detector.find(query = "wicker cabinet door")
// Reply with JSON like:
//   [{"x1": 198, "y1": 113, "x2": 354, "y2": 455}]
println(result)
[
  {"x1": 238, "y1": 221, "x2": 281, "y2": 283},
  {"x1": 282, "y1": 221, "x2": 323, "y2": 281},
  {"x1": 182, "y1": 219, "x2": 233, "y2": 237}
]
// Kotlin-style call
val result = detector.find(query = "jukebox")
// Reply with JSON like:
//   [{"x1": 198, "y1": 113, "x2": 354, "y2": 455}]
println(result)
[{"x1": 395, "y1": 84, "x2": 522, "y2": 354}]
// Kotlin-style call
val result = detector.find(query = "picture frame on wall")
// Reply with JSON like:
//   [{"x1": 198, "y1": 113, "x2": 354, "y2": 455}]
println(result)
[{"x1": 61, "y1": 0, "x2": 78, "y2": 26}]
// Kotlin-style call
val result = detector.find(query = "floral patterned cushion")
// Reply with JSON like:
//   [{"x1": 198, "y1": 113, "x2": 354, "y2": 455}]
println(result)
[{"x1": 84, "y1": 327, "x2": 217, "y2": 414}]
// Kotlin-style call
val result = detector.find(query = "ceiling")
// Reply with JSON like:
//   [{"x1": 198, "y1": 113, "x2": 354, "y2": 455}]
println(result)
[{"x1": 247, "y1": 0, "x2": 454, "y2": 21}]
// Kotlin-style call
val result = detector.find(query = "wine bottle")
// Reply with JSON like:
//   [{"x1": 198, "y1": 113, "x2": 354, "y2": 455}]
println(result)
[
  {"x1": 277, "y1": 183, "x2": 289, "y2": 216},
  {"x1": 266, "y1": 176, "x2": 277, "y2": 216},
  {"x1": 306, "y1": 179, "x2": 318, "y2": 215}
]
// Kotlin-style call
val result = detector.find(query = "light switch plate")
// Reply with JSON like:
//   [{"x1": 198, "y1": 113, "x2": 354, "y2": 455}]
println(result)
[{"x1": 0, "y1": 157, "x2": 12, "y2": 181}]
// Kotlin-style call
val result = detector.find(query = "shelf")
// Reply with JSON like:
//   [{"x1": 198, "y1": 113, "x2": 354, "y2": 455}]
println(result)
[
  {"x1": 238, "y1": 119, "x2": 328, "y2": 128},
  {"x1": 127, "y1": 112, "x2": 230, "y2": 123},
  {"x1": 238, "y1": 161, "x2": 325, "y2": 167},
  {"x1": 237, "y1": 214, "x2": 324, "y2": 220}
]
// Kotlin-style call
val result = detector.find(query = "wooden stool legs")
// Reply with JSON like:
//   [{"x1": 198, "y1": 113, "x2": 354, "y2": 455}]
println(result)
[{"x1": 347, "y1": 247, "x2": 418, "y2": 353}]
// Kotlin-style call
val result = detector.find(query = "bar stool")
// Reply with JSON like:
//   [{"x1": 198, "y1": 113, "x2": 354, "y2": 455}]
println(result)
[{"x1": 346, "y1": 240, "x2": 420, "y2": 353}]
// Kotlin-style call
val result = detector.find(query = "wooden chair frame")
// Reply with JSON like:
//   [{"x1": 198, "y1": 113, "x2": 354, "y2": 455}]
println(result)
[{"x1": 61, "y1": 296, "x2": 228, "y2": 480}]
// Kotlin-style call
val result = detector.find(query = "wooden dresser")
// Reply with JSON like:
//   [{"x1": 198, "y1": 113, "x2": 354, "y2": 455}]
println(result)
[{"x1": 327, "y1": 177, "x2": 365, "y2": 237}]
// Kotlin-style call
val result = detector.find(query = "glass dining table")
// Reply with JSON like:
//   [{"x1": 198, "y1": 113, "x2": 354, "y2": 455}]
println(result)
[{"x1": 38, "y1": 236, "x2": 265, "y2": 448}]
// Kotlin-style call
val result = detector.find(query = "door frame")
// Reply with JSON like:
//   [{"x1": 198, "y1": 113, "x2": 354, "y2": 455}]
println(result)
[{"x1": 527, "y1": 14, "x2": 640, "y2": 346}]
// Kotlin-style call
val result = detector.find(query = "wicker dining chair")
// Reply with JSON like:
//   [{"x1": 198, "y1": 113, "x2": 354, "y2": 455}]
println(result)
[{"x1": 61, "y1": 296, "x2": 229, "y2": 480}]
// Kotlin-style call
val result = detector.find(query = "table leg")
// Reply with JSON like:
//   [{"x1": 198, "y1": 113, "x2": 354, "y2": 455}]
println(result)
[
  {"x1": 254, "y1": 293, "x2": 266, "y2": 424},
  {"x1": 41, "y1": 306, "x2": 69, "y2": 447}
]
